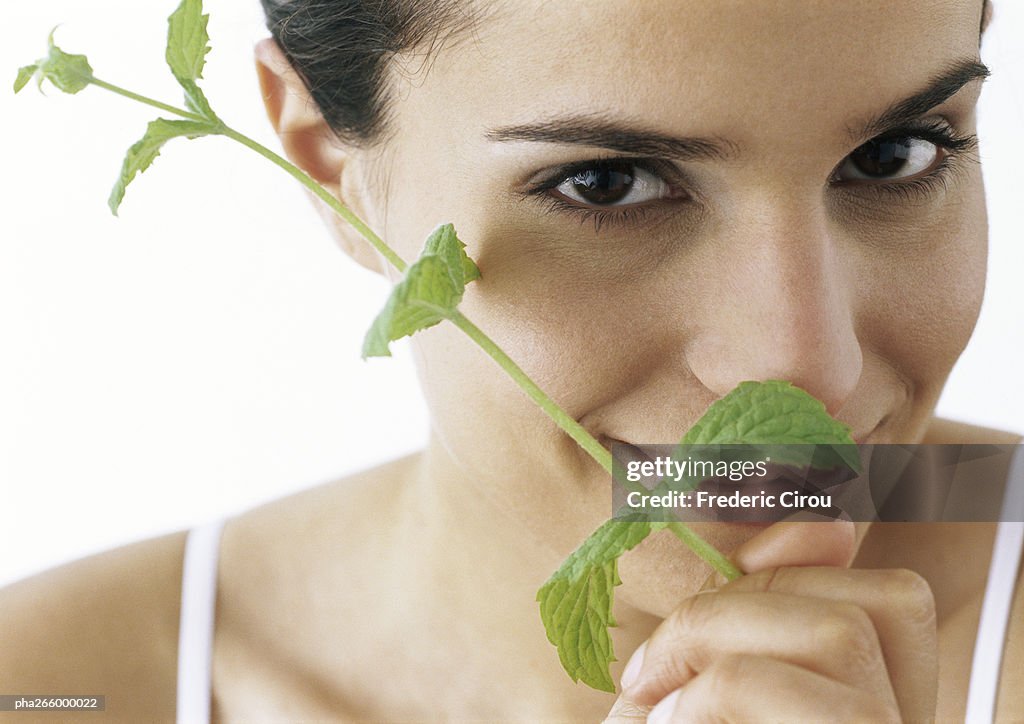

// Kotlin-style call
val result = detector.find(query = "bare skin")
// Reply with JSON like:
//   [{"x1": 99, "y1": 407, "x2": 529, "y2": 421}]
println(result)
[
  {"x1": 2, "y1": 0, "x2": 1021, "y2": 721},
  {"x1": 0, "y1": 421, "x2": 1020, "y2": 723}
]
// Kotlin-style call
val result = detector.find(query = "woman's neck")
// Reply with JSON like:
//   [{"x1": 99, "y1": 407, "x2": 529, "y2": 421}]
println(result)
[{"x1": 357, "y1": 436, "x2": 623, "y2": 719}]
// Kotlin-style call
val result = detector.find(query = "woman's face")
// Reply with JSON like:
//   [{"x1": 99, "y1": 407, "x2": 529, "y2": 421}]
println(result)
[{"x1": 344, "y1": 0, "x2": 988, "y2": 606}]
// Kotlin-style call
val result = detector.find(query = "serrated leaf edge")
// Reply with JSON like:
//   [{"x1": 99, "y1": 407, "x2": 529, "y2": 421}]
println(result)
[
  {"x1": 361, "y1": 225, "x2": 479, "y2": 358},
  {"x1": 108, "y1": 118, "x2": 220, "y2": 215}
]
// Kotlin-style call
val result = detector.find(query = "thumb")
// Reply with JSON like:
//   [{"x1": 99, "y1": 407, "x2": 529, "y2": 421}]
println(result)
[
  {"x1": 606, "y1": 514, "x2": 859, "y2": 719},
  {"x1": 699, "y1": 513, "x2": 857, "y2": 591}
]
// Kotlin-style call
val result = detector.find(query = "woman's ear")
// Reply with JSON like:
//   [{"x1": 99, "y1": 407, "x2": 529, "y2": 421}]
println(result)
[{"x1": 254, "y1": 38, "x2": 385, "y2": 275}]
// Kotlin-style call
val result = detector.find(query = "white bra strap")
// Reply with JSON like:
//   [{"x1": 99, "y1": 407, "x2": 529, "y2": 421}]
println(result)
[
  {"x1": 965, "y1": 447, "x2": 1024, "y2": 723},
  {"x1": 176, "y1": 518, "x2": 227, "y2": 724}
]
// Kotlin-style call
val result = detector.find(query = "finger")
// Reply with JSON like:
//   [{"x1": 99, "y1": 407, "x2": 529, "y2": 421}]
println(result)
[
  {"x1": 622, "y1": 590, "x2": 896, "y2": 708},
  {"x1": 638, "y1": 569, "x2": 937, "y2": 720},
  {"x1": 698, "y1": 516, "x2": 856, "y2": 592},
  {"x1": 646, "y1": 655, "x2": 901, "y2": 724},
  {"x1": 691, "y1": 518, "x2": 933, "y2": 720},
  {"x1": 719, "y1": 565, "x2": 938, "y2": 721},
  {"x1": 602, "y1": 695, "x2": 651, "y2": 723},
  {"x1": 733, "y1": 515, "x2": 858, "y2": 572}
]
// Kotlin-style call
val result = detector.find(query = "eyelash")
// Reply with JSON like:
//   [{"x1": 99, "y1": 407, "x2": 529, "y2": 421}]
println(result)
[
  {"x1": 524, "y1": 158, "x2": 671, "y2": 232},
  {"x1": 523, "y1": 120, "x2": 978, "y2": 232}
]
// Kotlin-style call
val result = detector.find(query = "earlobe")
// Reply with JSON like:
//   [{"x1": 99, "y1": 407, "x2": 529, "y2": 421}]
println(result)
[{"x1": 253, "y1": 38, "x2": 385, "y2": 276}]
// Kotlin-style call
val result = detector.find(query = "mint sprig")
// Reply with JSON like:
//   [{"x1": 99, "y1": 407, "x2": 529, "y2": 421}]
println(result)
[
  {"x1": 536, "y1": 380, "x2": 859, "y2": 691},
  {"x1": 14, "y1": 5, "x2": 226, "y2": 215}
]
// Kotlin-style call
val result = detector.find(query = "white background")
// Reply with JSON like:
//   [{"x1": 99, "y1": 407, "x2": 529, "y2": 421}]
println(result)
[{"x1": 1, "y1": 1, "x2": 1022, "y2": 586}]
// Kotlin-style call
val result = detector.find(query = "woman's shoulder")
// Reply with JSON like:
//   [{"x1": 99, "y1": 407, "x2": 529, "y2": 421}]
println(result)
[
  {"x1": 211, "y1": 452, "x2": 420, "y2": 638},
  {"x1": 0, "y1": 453, "x2": 419, "y2": 722},
  {"x1": 922, "y1": 416, "x2": 1023, "y2": 444},
  {"x1": 0, "y1": 529, "x2": 188, "y2": 722}
]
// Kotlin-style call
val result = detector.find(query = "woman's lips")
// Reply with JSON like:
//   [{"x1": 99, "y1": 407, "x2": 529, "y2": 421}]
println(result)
[
  {"x1": 604, "y1": 415, "x2": 883, "y2": 450},
  {"x1": 609, "y1": 438, "x2": 656, "y2": 467},
  {"x1": 607, "y1": 437, "x2": 864, "y2": 524}
]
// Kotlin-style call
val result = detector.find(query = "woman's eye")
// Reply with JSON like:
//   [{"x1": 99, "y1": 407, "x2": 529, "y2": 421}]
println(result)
[
  {"x1": 552, "y1": 161, "x2": 674, "y2": 207},
  {"x1": 834, "y1": 136, "x2": 943, "y2": 182}
]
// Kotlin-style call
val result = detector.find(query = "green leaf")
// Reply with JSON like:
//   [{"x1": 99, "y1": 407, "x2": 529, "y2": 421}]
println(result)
[
  {"x1": 16, "y1": 30, "x2": 94, "y2": 95},
  {"x1": 536, "y1": 516, "x2": 652, "y2": 692},
  {"x1": 681, "y1": 380, "x2": 861, "y2": 471},
  {"x1": 43, "y1": 29, "x2": 93, "y2": 94},
  {"x1": 180, "y1": 80, "x2": 216, "y2": 119},
  {"x1": 108, "y1": 118, "x2": 221, "y2": 215},
  {"x1": 165, "y1": 0, "x2": 218, "y2": 120},
  {"x1": 166, "y1": 0, "x2": 210, "y2": 82},
  {"x1": 641, "y1": 381, "x2": 861, "y2": 506},
  {"x1": 362, "y1": 224, "x2": 479, "y2": 358},
  {"x1": 423, "y1": 223, "x2": 481, "y2": 287},
  {"x1": 13, "y1": 64, "x2": 38, "y2": 93}
]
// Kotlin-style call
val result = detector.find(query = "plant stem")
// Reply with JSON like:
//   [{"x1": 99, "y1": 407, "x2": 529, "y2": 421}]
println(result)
[
  {"x1": 449, "y1": 311, "x2": 613, "y2": 474},
  {"x1": 88, "y1": 75, "x2": 408, "y2": 273},
  {"x1": 665, "y1": 522, "x2": 742, "y2": 580},
  {"x1": 89, "y1": 76, "x2": 205, "y2": 121},
  {"x1": 218, "y1": 127, "x2": 407, "y2": 273}
]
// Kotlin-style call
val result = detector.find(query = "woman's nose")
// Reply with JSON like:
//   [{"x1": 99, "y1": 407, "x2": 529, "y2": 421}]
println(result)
[{"x1": 682, "y1": 203, "x2": 863, "y2": 418}]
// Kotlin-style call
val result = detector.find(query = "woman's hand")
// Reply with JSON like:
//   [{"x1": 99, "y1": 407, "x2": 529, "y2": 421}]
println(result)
[{"x1": 604, "y1": 521, "x2": 938, "y2": 723}]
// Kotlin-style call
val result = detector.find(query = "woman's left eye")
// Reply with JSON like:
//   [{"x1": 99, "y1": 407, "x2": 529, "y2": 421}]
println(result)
[
  {"x1": 833, "y1": 136, "x2": 943, "y2": 182},
  {"x1": 550, "y1": 160, "x2": 679, "y2": 207}
]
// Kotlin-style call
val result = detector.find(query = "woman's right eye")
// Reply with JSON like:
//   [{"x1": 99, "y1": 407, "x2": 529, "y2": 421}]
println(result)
[{"x1": 548, "y1": 160, "x2": 682, "y2": 208}]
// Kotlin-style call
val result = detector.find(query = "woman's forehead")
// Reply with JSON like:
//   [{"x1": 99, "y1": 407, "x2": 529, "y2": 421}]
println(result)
[{"x1": 391, "y1": 0, "x2": 983, "y2": 153}]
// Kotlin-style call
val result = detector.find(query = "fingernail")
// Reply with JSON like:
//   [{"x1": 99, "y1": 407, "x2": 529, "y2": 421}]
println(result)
[
  {"x1": 646, "y1": 688, "x2": 682, "y2": 724},
  {"x1": 620, "y1": 640, "x2": 647, "y2": 690}
]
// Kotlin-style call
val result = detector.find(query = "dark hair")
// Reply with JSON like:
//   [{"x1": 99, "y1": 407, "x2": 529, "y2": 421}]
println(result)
[
  {"x1": 260, "y1": 0, "x2": 483, "y2": 146},
  {"x1": 262, "y1": 0, "x2": 991, "y2": 145}
]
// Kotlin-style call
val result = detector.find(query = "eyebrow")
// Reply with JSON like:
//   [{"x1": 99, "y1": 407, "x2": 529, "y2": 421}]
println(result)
[
  {"x1": 485, "y1": 116, "x2": 735, "y2": 162},
  {"x1": 852, "y1": 58, "x2": 990, "y2": 141},
  {"x1": 484, "y1": 57, "x2": 990, "y2": 160}
]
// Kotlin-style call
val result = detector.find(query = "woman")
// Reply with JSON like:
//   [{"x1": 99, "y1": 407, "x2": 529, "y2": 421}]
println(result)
[{"x1": 2, "y1": 0, "x2": 1021, "y2": 721}]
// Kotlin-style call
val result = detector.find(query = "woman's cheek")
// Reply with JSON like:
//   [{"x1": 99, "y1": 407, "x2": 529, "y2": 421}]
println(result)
[
  {"x1": 407, "y1": 213, "x2": 678, "y2": 547},
  {"x1": 409, "y1": 288, "x2": 618, "y2": 546},
  {"x1": 850, "y1": 183, "x2": 987, "y2": 419}
]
